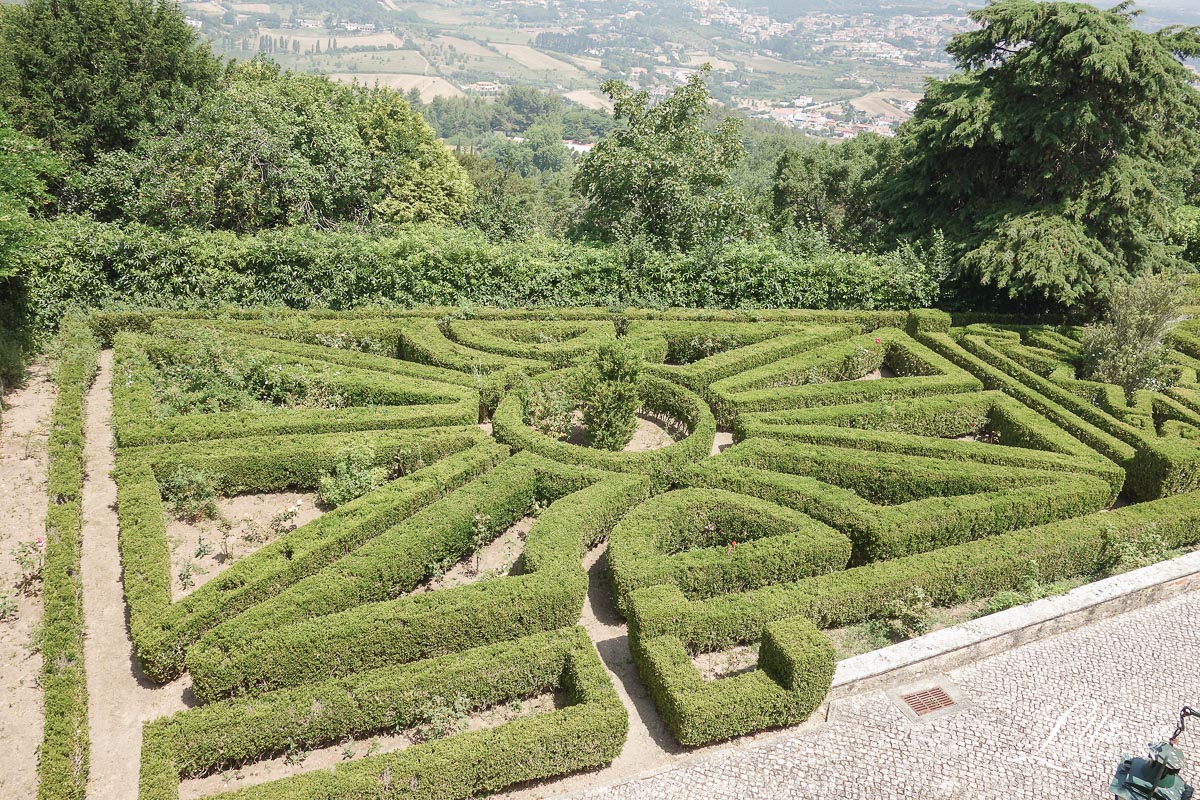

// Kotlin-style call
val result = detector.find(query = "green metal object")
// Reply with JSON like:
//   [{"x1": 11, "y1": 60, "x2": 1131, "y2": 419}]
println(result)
[{"x1": 1111, "y1": 706, "x2": 1197, "y2": 800}]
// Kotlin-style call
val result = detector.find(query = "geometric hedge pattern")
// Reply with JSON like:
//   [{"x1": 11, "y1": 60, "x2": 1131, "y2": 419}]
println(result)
[{"x1": 89, "y1": 307, "x2": 1200, "y2": 798}]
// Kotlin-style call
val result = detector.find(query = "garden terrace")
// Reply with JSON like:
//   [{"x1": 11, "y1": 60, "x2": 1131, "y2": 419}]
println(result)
[{"x1": 30, "y1": 307, "x2": 1200, "y2": 800}]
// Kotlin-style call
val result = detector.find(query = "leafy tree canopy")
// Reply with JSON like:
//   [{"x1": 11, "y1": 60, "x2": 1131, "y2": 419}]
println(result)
[
  {"x1": 882, "y1": 0, "x2": 1200, "y2": 312},
  {"x1": 69, "y1": 61, "x2": 473, "y2": 231},
  {"x1": 0, "y1": 109, "x2": 60, "y2": 280},
  {"x1": 572, "y1": 66, "x2": 756, "y2": 252},
  {"x1": 0, "y1": 0, "x2": 221, "y2": 162},
  {"x1": 772, "y1": 133, "x2": 893, "y2": 250}
]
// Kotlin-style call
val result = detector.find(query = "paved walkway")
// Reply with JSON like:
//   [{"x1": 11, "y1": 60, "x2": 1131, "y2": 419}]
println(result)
[{"x1": 577, "y1": 589, "x2": 1200, "y2": 800}]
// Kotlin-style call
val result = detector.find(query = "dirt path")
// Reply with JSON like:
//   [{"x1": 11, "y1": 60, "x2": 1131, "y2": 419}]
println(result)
[
  {"x1": 0, "y1": 361, "x2": 55, "y2": 799},
  {"x1": 82, "y1": 351, "x2": 192, "y2": 800},
  {"x1": 500, "y1": 544, "x2": 683, "y2": 799}
]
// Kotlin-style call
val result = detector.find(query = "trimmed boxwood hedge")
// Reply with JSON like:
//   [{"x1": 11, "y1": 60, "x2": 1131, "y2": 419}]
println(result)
[
  {"x1": 185, "y1": 457, "x2": 649, "y2": 701},
  {"x1": 69, "y1": 305, "x2": 1200, "y2": 772},
  {"x1": 111, "y1": 331, "x2": 480, "y2": 446},
  {"x1": 606, "y1": 488, "x2": 851, "y2": 615},
  {"x1": 446, "y1": 319, "x2": 618, "y2": 367},
  {"x1": 121, "y1": 441, "x2": 506, "y2": 682},
  {"x1": 684, "y1": 438, "x2": 1113, "y2": 562},
  {"x1": 37, "y1": 319, "x2": 100, "y2": 800},
  {"x1": 733, "y1": 390, "x2": 1125, "y2": 496},
  {"x1": 705, "y1": 327, "x2": 983, "y2": 425},
  {"x1": 923, "y1": 327, "x2": 1200, "y2": 499},
  {"x1": 633, "y1": 616, "x2": 835, "y2": 746},
  {"x1": 141, "y1": 627, "x2": 627, "y2": 800},
  {"x1": 627, "y1": 488, "x2": 1200, "y2": 653},
  {"x1": 492, "y1": 372, "x2": 715, "y2": 490}
]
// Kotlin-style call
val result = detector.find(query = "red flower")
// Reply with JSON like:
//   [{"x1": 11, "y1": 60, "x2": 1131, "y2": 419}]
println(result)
[{"x1": 874, "y1": 337, "x2": 881, "y2": 344}]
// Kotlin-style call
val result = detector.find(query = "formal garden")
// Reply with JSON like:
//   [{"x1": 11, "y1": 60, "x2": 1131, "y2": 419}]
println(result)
[{"x1": 13, "y1": 299, "x2": 1198, "y2": 800}]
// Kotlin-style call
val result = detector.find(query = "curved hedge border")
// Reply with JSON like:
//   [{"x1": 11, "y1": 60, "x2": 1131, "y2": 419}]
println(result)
[
  {"x1": 446, "y1": 319, "x2": 617, "y2": 367},
  {"x1": 492, "y1": 373, "x2": 715, "y2": 490},
  {"x1": 606, "y1": 488, "x2": 851, "y2": 615},
  {"x1": 37, "y1": 319, "x2": 100, "y2": 800}
]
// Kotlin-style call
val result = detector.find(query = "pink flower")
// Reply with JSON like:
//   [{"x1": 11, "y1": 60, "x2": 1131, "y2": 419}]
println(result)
[
  {"x1": 874, "y1": 337, "x2": 881, "y2": 344},
  {"x1": 35, "y1": 537, "x2": 44, "y2": 547}
]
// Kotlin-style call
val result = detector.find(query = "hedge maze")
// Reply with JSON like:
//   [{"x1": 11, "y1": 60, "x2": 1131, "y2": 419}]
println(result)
[{"x1": 45, "y1": 307, "x2": 1200, "y2": 799}]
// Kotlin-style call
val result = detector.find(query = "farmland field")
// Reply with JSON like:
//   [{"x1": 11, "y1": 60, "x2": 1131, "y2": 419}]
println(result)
[
  {"x1": 328, "y1": 73, "x2": 464, "y2": 100},
  {"x1": 25, "y1": 307, "x2": 1200, "y2": 800}
]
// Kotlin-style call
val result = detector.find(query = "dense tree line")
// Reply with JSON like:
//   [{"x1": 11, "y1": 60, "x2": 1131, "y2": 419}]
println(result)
[{"x1": 1, "y1": 0, "x2": 1199, "y2": 366}]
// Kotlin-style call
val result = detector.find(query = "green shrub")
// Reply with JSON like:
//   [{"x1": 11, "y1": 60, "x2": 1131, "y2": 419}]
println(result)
[
  {"x1": 1097, "y1": 525, "x2": 1169, "y2": 575},
  {"x1": 582, "y1": 340, "x2": 643, "y2": 450},
  {"x1": 493, "y1": 374, "x2": 715, "y2": 491},
  {"x1": 316, "y1": 442, "x2": 390, "y2": 508},
  {"x1": 140, "y1": 628, "x2": 627, "y2": 800},
  {"x1": 882, "y1": 587, "x2": 932, "y2": 640},
  {"x1": 159, "y1": 465, "x2": 220, "y2": 521},
  {"x1": 1080, "y1": 272, "x2": 1185, "y2": 396},
  {"x1": 20, "y1": 218, "x2": 950, "y2": 335}
]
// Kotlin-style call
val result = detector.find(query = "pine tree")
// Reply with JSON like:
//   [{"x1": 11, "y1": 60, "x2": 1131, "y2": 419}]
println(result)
[{"x1": 881, "y1": 0, "x2": 1200, "y2": 312}]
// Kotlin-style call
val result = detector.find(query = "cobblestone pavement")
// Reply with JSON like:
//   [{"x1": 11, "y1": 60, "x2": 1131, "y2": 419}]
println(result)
[{"x1": 579, "y1": 590, "x2": 1200, "y2": 800}]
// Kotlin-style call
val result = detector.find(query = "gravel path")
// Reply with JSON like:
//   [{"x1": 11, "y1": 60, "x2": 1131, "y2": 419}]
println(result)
[{"x1": 574, "y1": 589, "x2": 1200, "y2": 800}]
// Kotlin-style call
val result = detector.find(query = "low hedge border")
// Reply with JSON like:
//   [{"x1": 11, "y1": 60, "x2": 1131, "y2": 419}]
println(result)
[
  {"x1": 111, "y1": 331, "x2": 479, "y2": 446},
  {"x1": 733, "y1": 391, "x2": 1124, "y2": 496},
  {"x1": 119, "y1": 441, "x2": 506, "y2": 682},
  {"x1": 706, "y1": 328, "x2": 983, "y2": 425},
  {"x1": 626, "y1": 488, "x2": 1200, "y2": 652},
  {"x1": 633, "y1": 616, "x2": 834, "y2": 746},
  {"x1": 398, "y1": 317, "x2": 550, "y2": 375},
  {"x1": 492, "y1": 372, "x2": 715, "y2": 491},
  {"x1": 446, "y1": 319, "x2": 617, "y2": 367},
  {"x1": 937, "y1": 328, "x2": 1200, "y2": 499},
  {"x1": 626, "y1": 322, "x2": 856, "y2": 395},
  {"x1": 185, "y1": 456, "x2": 649, "y2": 701},
  {"x1": 162, "y1": 320, "x2": 480, "y2": 388},
  {"x1": 37, "y1": 318, "x2": 100, "y2": 800},
  {"x1": 919, "y1": 331, "x2": 1138, "y2": 467},
  {"x1": 623, "y1": 308, "x2": 908, "y2": 330},
  {"x1": 623, "y1": 488, "x2": 1200, "y2": 746},
  {"x1": 606, "y1": 488, "x2": 851, "y2": 616},
  {"x1": 684, "y1": 438, "x2": 1114, "y2": 562},
  {"x1": 140, "y1": 627, "x2": 627, "y2": 800}
]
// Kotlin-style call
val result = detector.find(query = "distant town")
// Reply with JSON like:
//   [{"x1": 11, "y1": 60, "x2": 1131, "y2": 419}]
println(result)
[{"x1": 179, "y1": 0, "x2": 1199, "y2": 140}]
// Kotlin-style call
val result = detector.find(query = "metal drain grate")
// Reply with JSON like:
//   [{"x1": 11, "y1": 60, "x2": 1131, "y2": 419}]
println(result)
[{"x1": 900, "y1": 686, "x2": 956, "y2": 716}]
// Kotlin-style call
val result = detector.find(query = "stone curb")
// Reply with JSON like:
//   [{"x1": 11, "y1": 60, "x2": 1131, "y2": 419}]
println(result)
[{"x1": 829, "y1": 548, "x2": 1200, "y2": 698}]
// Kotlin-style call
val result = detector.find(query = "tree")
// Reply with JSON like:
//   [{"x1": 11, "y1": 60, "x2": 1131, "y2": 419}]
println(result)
[
  {"x1": 69, "y1": 62, "x2": 472, "y2": 231},
  {"x1": 493, "y1": 86, "x2": 562, "y2": 132},
  {"x1": 0, "y1": 0, "x2": 221, "y2": 162},
  {"x1": 573, "y1": 67, "x2": 755, "y2": 251},
  {"x1": 1079, "y1": 271, "x2": 1185, "y2": 396},
  {"x1": 524, "y1": 122, "x2": 572, "y2": 174},
  {"x1": 880, "y1": 0, "x2": 1200, "y2": 312},
  {"x1": 582, "y1": 340, "x2": 642, "y2": 451},
  {"x1": 0, "y1": 109, "x2": 60, "y2": 280},
  {"x1": 772, "y1": 133, "x2": 893, "y2": 249}
]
